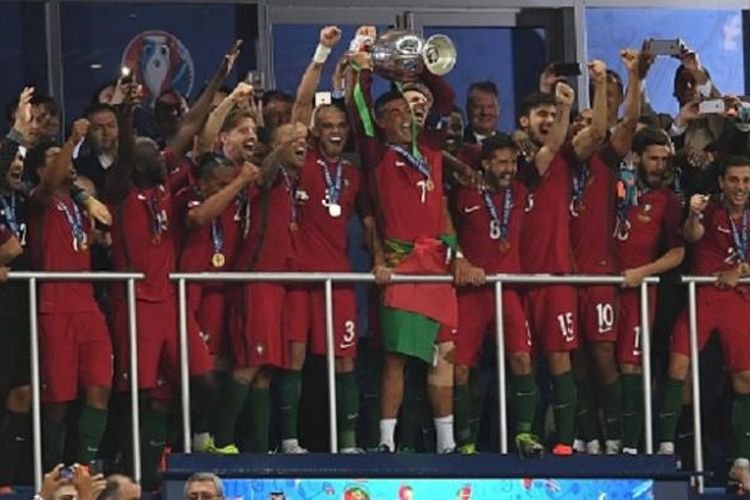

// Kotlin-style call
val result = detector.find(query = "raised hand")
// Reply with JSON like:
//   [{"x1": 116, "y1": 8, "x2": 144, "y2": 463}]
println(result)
[
  {"x1": 587, "y1": 59, "x2": 607, "y2": 84},
  {"x1": 320, "y1": 26, "x2": 342, "y2": 48},
  {"x1": 69, "y1": 118, "x2": 90, "y2": 145},
  {"x1": 555, "y1": 82, "x2": 575, "y2": 108},
  {"x1": 13, "y1": 86, "x2": 34, "y2": 138}
]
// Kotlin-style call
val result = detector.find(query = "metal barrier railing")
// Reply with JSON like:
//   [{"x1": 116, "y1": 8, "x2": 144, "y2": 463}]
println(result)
[
  {"x1": 679, "y1": 275, "x2": 742, "y2": 494},
  {"x1": 7, "y1": 271, "x2": 145, "y2": 491},
  {"x1": 171, "y1": 272, "x2": 660, "y2": 456}
]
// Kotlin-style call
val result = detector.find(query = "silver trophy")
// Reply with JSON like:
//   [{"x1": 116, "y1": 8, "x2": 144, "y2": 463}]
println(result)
[{"x1": 358, "y1": 30, "x2": 457, "y2": 81}]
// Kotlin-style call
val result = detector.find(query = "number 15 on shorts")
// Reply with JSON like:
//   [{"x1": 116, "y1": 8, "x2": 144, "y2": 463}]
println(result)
[{"x1": 557, "y1": 312, "x2": 575, "y2": 343}]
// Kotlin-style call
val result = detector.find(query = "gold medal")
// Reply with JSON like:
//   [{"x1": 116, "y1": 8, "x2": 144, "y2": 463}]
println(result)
[
  {"x1": 80, "y1": 240, "x2": 88, "y2": 252},
  {"x1": 212, "y1": 252, "x2": 225, "y2": 268},
  {"x1": 426, "y1": 178, "x2": 435, "y2": 192},
  {"x1": 499, "y1": 240, "x2": 511, "y2": 253},
  {"x1": 289, "y1": 222, "x2": 299, "y2": 233}
]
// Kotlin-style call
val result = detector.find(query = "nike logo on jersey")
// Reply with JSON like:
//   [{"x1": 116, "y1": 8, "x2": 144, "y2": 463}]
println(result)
[
  {"x1": 395, "y1": 161, "x2": 406, "y2": 167},
  {"x1": 718, "y1": 225, "x2": 732, "y2": 234},
  {"x1": 463, "y1": 205, "x2": 481, "y2": 214},
  {"x1": 339, "y1": 341, "x2": 356, "y2": 350}
]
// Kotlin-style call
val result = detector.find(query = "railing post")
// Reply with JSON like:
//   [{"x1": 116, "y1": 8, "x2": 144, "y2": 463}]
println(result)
[
  {"x1": 127, "y1": 278, "x2": 142, "y2": 484},
  {"x1": 178, "y1": 278, "x2": 191, "y2": 453},
  {"x1": 639, "y1": 282, "x2": 654, "y2": 454},
  {"x1": 324, "y1": 279, "x2": 338, "y2": 452},
  {"x1": 493, "y1": 280, "x2": 508, "y2": 454},
  {"x1": 28, "y1": 278, "x2": 42, "y2": 492},
  {"x1": 687, "y1": 281, "x2": 704, "y2": 493}
]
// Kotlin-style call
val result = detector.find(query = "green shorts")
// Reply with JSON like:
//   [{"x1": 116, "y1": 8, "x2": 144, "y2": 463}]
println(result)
[{"x1": 379, "y1": 305, "x2": 438, "y2": 363}]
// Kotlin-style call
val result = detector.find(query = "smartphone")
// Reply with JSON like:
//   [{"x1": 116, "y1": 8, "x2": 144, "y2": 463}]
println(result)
[
  {"x1": 552, "y1": 62, "x2": 581, "y2": 77},
  {"x1": 89, "y1": 458, "x2": 105, "y2": 476},
  {"x1": 699, "y1": 99, "x2": 725, "y2": 114},
  {"x1": 246, "y1": 71, "x2": 265, "y2": 100},
  {"x1": 59, "y1": 465, "x2": 75, "y2": 482},
  {"x1": 649, "y1": 39, "x2": 683, "y2": 56},
  {"x1": 315, "y1": 91, "x2": 332, "y2": 107},
  {"x1": 120, "y1": 66, "x2": 133, "y2": 84}
]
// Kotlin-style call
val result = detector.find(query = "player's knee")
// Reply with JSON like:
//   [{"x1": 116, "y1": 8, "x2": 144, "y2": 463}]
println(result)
[
  {"x1": 335, "y1": 357, "x2": 354, "y2": 373},
  {"x1": 509, "y1": 352, "x2": 532, "y2": 376},
  {"x1": 546, "y1": 351, "x2": 572, "y2": 375},
  {"x1": 428, "y1": 342, "x2": 455, "y2": 388},
  {"x1": 252, "y1": 368, "x2": 273, "y2": 389},
  {"x1": 289, "y1": 341, "x2": 307, "y2": 370},
  {"x1": 667, "y1": 353, "x2": 690, "y2": 381},
  {"x1": 233, "y1": 367, "x2": 256, "y2": 385},
  {"x1": 84, "y1": 385, "x2": 111, "y2": 409},
  {"x1": 6, "y1": 386, "x2": 31, "y2": 413},
  {"x1": 382, "y1": 353, "x2": 406, "y2": 379},
  {"x1": 454, "y1": 364, "x2": 470, "y2": 385},
  {"x1": 591, "y1": 343, "x2": 618, "y2": 381},
  {"x1": 732, "y1": 371, "x2": 750, "y2": 395}
]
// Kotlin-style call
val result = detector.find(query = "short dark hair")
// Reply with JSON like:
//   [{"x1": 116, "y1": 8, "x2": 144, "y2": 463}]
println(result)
[
  {"x1": 589, "y1": 69, "x2": 623, "y2": 104},
  {"x1": 481, "y1": 133, "x2": 516, "y2": 159},
  {"x1": 518, "y1": 92, "x2": 556, "y2": 119},
  {"x1": 197, "y1": 153, "x2": 233, "y2": 181},
  {"x1": 0, "y1": 140, "x2": 20, "y2": 176},
  {"x1": 30, "y1": 95, "x2": 59, "y2": 117},
  {"x1": 468, "y1": 81, "x2": 498, "y2": 98},
  {"x1": 221, "y1": 108, "x2": 254, "y2": 134},
  {"x1": 374, "y1": 90, "x2": 405, "y2": 119},
  {"x1": 85, "y1": 102, "x2": 117, "y2": 119},
  {"x1": 261, "y1": 90, "x2": 293, "y2": 107},
  {"x1": 673, "y1": 65, "x2": 712, "y2": 100},
  {"x1": 719, "y1": 155, "x2": 750, "y2": 178},
  {"x1": 24, "y1": 140, "x2": 60, "y2": 172},
  {"x1": 631, "y1": 126, "x2": 670, "y2": 155},
  {"x1": 90, "y1": 80, "x2": 117, "y2": 106}
]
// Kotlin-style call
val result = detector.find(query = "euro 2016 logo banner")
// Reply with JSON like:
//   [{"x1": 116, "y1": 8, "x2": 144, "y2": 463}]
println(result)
[{"x1": 121, "y1": 30, "x2": 195, "y2": 109}]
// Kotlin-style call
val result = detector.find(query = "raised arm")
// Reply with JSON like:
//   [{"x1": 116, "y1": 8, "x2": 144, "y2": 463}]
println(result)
[
  {"x1": 198, "y1": 82, "x2": 253, "y2": 155},
  {"x1": 572, "y1": 60, "x2": 607, "y2": 161},
  {"x1": 683, "y1": 193, "x2": 709, "y2": 243},
  {"x1": 37, "y1": 119, "x2": 89, "y2": 205},
  {"x1": 169, "y1": 40, "x2": 243, "y2": 158},
  {"x1": 186, "y1": 161, "x2": 260, "y2": 227},
  {"x1": 610, "y1": 49, "x2": 642, "y2": 157},
  {"x1": 105, "y1": 86, "x2": 139, "y2": 203},
  {"x1": 291, "y1": 26, "x2": 342, "y2": 126},
  {"x1": 535, "y1": 83, "x2": 574, "y2": 177}
]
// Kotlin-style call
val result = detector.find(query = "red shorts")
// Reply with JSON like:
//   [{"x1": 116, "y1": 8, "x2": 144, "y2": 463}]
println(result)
[
  {"x1": 114, "y1": 298, "x2": 183, "y2": 392},
  {"x1": 455, "y1": 287, "x2": 531, "y2": 367},
  {"x1": 196, "y1": 285, "x2": 229, "y2": 356},
  {"x1": 578, "y1": 285, "x2": 619, "y2": 343},
  {"x1": 229, "y1": 283, "x2": 285, "y2": 368},
  {"x1": 524, "y1": 285, "x2": 578, "y2": 353},
  {"x1": 40, "y1": 311, "x2": 112, "y2": 403},
  {"x1": 670, "y1": 287, "x2": 750, "y2": 372},
  {"x1": 616, "y1": 287, "x2": 656, "y2": 366},
  {"x1": 284, "y1": 285, "x2": 358, "y2": 361}
]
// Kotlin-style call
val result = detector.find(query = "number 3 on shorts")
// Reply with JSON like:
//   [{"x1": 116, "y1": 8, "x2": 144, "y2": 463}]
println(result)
[{"x1": 556, "y1": 312, "x2": 575, "y2": 343}]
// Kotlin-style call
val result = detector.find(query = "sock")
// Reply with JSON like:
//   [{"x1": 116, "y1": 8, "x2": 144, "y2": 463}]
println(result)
[
  {"x1": 191, "y1": 376, "x2": 218, "y2": 435},
  {"x1": 140, "y1": 409, "x2": 167, "y2": 492},
  {"x1": 278, "y1": 370, "x2": 302, "y2": 441},
  {"x1": 0, "y1": 411, "x2": 29, "y2": 485},
  {"x1": 453, "y1": 383, "x2": 472, "y2": 446},
  {"x1": 600, "y1": 378, "x2": 623, "y2": 441},
  {"x1": 658, "y1": 376, "x2": 684, "y2": 444},
  {"x1": 434, "y1": 415, "x2": 455, "y2": 452},
  {"x1": 336, "y1": 372, "x2": 359, "y2": 450},
  {"x1": 398, "y1": 368, "x2": 422, "y2": 450},
  {"x1": 42, "y1": 416, "x2": 66, "y2": 471},
  {"x1": 213, "y1": 379, "x2": 249, "y2": 447},
  {"x1": 552, "y1": 371, "x2": 577, "y2": 446},
  {"x1": 512, "y1": 373, "x2": 537, "y2": 435},
  {"x1": 77, "y1": 405, "x2": 108, "y2": 462},
  {"x1": 379, "y1": 418, "x2": 397, "y2": 449},
  {"x1": 247, "y1": 387, "x2": 271, "y2": 452},
  {"x1": 732, "y1": 394, "x2": 750, "y2": 458},
  {"x1": 621, "y1": 373, "x2": 644, "y2": 449},
  {"x1": 467, "y1": 369, "x2": 483, "y2": 444},
  {"x1": 574, "y1": 377, "x2": 598, "y2": 442}
]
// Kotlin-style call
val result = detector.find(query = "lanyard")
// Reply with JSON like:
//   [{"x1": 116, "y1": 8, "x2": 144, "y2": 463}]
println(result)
[
  {"x1": 482, "y1": 187, "x2": 513, "y2": 240},
  {"x1": 211, "y1": 219, "x2": 224, "y2": 254},
  {"x1": 571, "y1": 166, "x2": 589, "y2": 206},
  {"x1": 236, "y1": 189, "x2": 251, "y2": 238},
  {"x1": 0, "y1": 194, "x2": 19, "y2": 236},
  {"x1": 280, "y1": 167, "x2": 298, "y2": 224},
  {"x1": 317, "y1": 158, "x2": 343, "y2": 205},
  {"x1": 390, "y1": 144, "x2": 431, "y2": 180},
  {"x1": 137, "y1": 187, "x2": 167, "y2": 238},
  {"x1": 729, "y1": 208, "x2": 748, "y2": 262},
  {"x1": 57, "y1": 199, "x2": 86, "y2": 248}
]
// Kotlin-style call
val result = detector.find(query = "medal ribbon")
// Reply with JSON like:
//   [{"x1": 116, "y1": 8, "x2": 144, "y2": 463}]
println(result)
[
  {"x1": 571, "y1": 166, "x2": 589, "y2": 207},
  {"x1": 236, "y1": 190, "x2": 251, "y2": 238},
  {"x1": 57, "y1": 199, "x2": 86, "y2": 248},
  {"x1": 390, "y1": 143, "x2": 431, "y2": 180},
  {"x1": 280, "y1": 167, "x2": 299, "y2": 224},
  {"x1": 317, "y1": 158, "x2": 343, "y2": 205},
  {"x1": 211, "y1": 219, "x2": 224, "y2": 255},
  {"x1": 0, "y1": 194, "x2": 19, "y2": 236},
  {"x1": 482, "y1": 187, "x2": 513, "y2": 240},
  {"x1": 729, "y1": 208, "x2": 748, "y2": 262},
  {"x1": 139, "y1": 189, "x2": 166, "y2": 237}
]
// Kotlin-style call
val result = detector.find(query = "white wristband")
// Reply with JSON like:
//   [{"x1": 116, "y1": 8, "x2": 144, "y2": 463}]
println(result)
[
  {"x1": 313, "y1": 44, "x2": 331, "y2": 64},
  {"x1": 697, "y1": 80, "x2": 713, "y2": 98},
  {"x1": 670, "y1": 121, "x2": 688, "y2": 137}
]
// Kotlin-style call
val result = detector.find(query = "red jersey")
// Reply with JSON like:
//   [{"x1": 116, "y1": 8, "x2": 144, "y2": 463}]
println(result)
[
  {"x1": 519, "y1": 148, "x2": 577, "y2": 273},
  {"x1": 613, "y1": 188, "x2": 683, "y2": 270},
  {"x1": 29, "y1": 192, "x2": 98, "y2": 314},
  {"x1": 175, "y1": 186, "x2": 243, "y2": 273},
  {"x1": 233, "y1": 172, "x2": 295, "y2": 272},
  {"x1": 570, "y1": 147, "x2": 619, "y2": 274},
  {"x1": 290, "y1": 148, "x2": 361, "y2": 272},
  {"x1": 375, "y1": 144, "x2": 445, "y2": 242},
  {"x1": 453, "y1": 180, "x2": 527, "y2": 273},
  {"x1": 691, "y1": 200, "x2": 747, "y2": 275}
]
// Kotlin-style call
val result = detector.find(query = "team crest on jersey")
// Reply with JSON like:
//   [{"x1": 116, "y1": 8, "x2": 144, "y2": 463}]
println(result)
[
  {"x1": 121, "y1": 30, "x2": 195, "y2": 109},
  {"x1": 637, "y1": 203, "x2": 652, "y2": 222}
]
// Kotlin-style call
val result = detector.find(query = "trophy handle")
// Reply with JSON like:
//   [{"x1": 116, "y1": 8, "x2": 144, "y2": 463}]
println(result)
[{"x1": 422, "y1": 34, "x2": 457, "y2": 76}]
